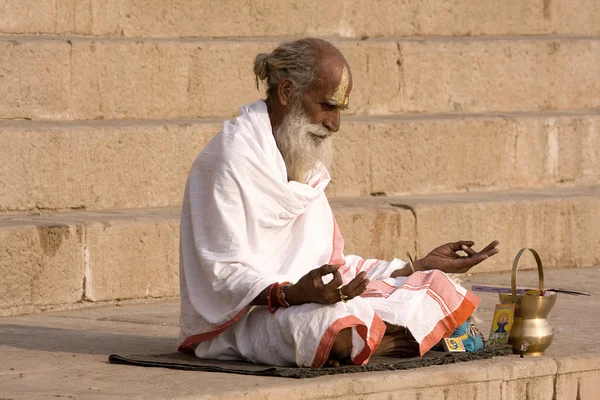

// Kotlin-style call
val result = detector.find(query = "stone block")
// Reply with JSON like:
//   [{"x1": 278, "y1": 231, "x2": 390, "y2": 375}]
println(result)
[
  {"x1": 0, "y1": 120, "x2": 219, "y2": 211},
  {"x1": 332, "y1": 202, "x2": 416, "y2": 261},
  {"x1": 0, "y1": 39, "x2": 71, "y2": 120},
  {"x1": 397, "y1": 39, "x2": 600, "y2": 114},
  {"x1": 0, "y1": 0, "x2": 75, "y2": 35},
  {"x1": 0, "y1": 221, "x2": 84, "y2": 316},
  {"x1": 1, "y1": 187, "x2": 597, "y2": 313},
  {"x1": 502, "y1": 376, "x2": 556, "y2": 400},
  {"x1": 402, "y1": 189, "x2": 600, "y2": 273},
  {"x1": 3, "y1": 113, "x2": 597, "y2": 212},
  {"x1": 3, "y1": 37, "x2": 598, "y2": 120},
  {"x1": 83, "y1": 216, "x2": 179, "y2": 302},
  {"x1": 1, "y1": 1, "x2": 599, "y2": 37},
  {"x1": 329, "y1": 114, "x2": 600, "y2": 198}
]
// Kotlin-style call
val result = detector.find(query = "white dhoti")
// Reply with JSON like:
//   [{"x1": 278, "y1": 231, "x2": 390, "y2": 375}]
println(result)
[{"x1": 178, "y1": 100, "x2": 479, "y2": 367}]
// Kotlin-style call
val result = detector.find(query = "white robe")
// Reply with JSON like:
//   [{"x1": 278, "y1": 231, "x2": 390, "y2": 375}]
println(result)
[{"x1": 178, "y1": 100, "x2": 479, "y2": 367}]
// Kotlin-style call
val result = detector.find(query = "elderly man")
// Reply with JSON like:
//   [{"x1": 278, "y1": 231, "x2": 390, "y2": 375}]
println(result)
[{"x1": 178, "y1": 38, "x2": 499, "y2": 368}]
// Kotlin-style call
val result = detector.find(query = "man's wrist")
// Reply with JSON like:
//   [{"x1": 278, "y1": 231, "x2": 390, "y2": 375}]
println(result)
[
  {"x1": 412, "y1": 258, "x2": 426, "y2": 272},
  {"x1": 282, "y1": 284, "x2": 302, "y2": 306}
]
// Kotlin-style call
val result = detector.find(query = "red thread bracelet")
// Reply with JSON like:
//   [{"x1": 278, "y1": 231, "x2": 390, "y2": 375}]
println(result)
[
  {"x1": 276, "y1": 281, "x2": 292, "y2": 307},
  {"x1": 267, "y1": 282, "x2": 279, "y2": 314}
]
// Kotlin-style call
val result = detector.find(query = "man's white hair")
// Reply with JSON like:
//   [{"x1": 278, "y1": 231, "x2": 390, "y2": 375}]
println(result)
[{"x1": 253, "y1": 38, "x2": 342, "y2": 100}]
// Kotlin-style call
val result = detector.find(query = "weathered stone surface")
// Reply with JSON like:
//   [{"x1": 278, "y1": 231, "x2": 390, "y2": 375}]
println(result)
[
  {"x1": 0, "y1": 39, "x2": 71, "y2": 120},
  {"x1": 2, "y1": 114, "x2": 598, "y2": 211},
  {"x1": 0, "y1": 120, "x2": 218, "y2": 211},
  {"x1": 503, "y1": 376, "x2": 556, "y2": 400},
  {"x1": 4, "y1": 292, "x2": 600, "y2": 398},
  {"x1": 0, "y1": 222, "x2": 83, "y2": 316},
  {"x1": 396, "y1": 39, "x2": 600, "y2": 114},
  {"x1": 332, "y1": 203, "x2": 415, "y2": 261},
  {"x1": 84, "y1": 217, "x2": 179, "y2": 302},
  {"x1": 330, "y1": 113, "x2": 600, "y2": 198},
  {"x1": 405, "y1": 188, "x2": 600, "y2": 273},
  {"x1": 1, "y1": 0, "x2": 599, "y2": 37},
  {"x1": 554, "y1": 356, "x2": 600, "y2": 399},
  {"x1": 1, "y1": 187, "x2": 597, "y2": 313},
  {"x1": 1, "y1": 37, "x2": 599, "y2": 120}
]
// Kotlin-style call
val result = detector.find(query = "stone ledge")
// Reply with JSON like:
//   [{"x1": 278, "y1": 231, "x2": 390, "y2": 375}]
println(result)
[
  {"x1": 1, "y1": 285, "x2": 599, "y2": 399},
  {"x1": 1, "y1": 113, "x2": 598, "y2": 211},
  {"x1": 1, "y1": 0, "x2": 599, "y2": 38},
  {"x1": 1, "y1": 186, "x2": 598, "y2": 315},
  {"x1": 0, "y1": 36, "x2": 599, "y2": 120}
]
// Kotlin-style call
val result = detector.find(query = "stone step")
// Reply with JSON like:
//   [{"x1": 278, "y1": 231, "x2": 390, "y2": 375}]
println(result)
[
  {"x1": 1, "y1": 35, "x2": 599, "y2": 121},
  {"x1": 1, "y1": 112, "x2": 598, "y2": 212},
  {"x1": 1, "y1": 185, "x2": 597, "y2": 316},
  {"x1": 1, "y1": 0, "x2": 599, "y2": 38},
  {"x1": 1, "y1": 270, "x2": 600, "y2": 399}
]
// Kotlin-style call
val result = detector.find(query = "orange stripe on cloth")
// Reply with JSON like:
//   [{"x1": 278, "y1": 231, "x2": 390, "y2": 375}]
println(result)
[
  {"x1": 419, "y1": 290, "x2": 480, "y2": 356},
  {"x1": 352, "y1": 313, "x2": 386, "y2": 365},
  {"x1": 366, "y1": 270, "x2": 479, "y2": 356},
  {"x1": 310, "y1": 314, "x2": 386, "y2": 368},
  {"x1": 177, "y1": 307, "x2": 248, "y2": 353}
]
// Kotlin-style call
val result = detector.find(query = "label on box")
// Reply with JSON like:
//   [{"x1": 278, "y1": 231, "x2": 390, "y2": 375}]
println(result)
[{"x1": 442, "y1": 337, "x2": 466, "y2": 352}]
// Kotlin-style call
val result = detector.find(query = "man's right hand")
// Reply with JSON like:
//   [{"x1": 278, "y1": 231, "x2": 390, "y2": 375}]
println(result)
[{"x1": 284, "y1": 264, "x2": 370, "y2": 306}]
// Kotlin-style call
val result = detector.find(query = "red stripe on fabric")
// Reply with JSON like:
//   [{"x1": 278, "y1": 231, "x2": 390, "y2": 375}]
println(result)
[
  {"x1": 356, "y1": 259, "x2": 367, "y2": 275},
  {"x1": 311, "y1": 315, "x2": 363, "y2": 368},
  {"x1": 426, "y1": 271, "x2": 467, "y2": 311},
  {"x1": 404, "y1": 271, "x2": 478, "y2": 313},
  {"x1": 341, "y1": 265, "x2": 352, "y2": 276},
  {"x1": 362, "y1": 260, "x2": 378, "y2": 274},
  {"x1": 177, "y1": 308, "x2": 248, "y2": 353},
  {"x1": 419, "y1": 294, "x2": 478, "y2": 356},
  {"x1": 353, "y1": 313, "x2": 386, "y2": 365},
  {"x1": 360, "y1": 280, "x2": 396, "y2": 299},
  {"x1": 360, "y1": 292, "x2": 391, "y2": 298},
  {"x1": 427, "y1": 290, "x2": 451, "y2": 317}
]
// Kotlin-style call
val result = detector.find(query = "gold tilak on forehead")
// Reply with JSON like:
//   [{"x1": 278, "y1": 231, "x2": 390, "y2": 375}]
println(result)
[{"x1": 331, "y1": 66, "x2": 349, "y2": 108}]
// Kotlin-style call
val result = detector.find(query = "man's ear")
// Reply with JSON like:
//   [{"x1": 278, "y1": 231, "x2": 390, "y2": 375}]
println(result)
[{"x1": 276, "y1": 78, "x2": 294, "y2": 106}]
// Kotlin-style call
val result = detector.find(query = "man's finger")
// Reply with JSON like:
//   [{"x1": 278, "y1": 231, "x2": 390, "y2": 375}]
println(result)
[
  {"x1": 448, "y1": 240, "x2": 475, "y2": 251},
  {"x1": 461, "y1": 245, "x2": 477, "y2": 257},
  {"x1": 482, "y1": 247, "x2": 500, "y2": 258},
  {"x1": 317, "y1": 264, "x2": 340, "y2": 276},
  {"x1": 461, "y1": 253, "x2": 491, "y2": 269},
  {"x1": 324, "y1": 270, "x2": 343, "y2": 289},
  {"x1": 342, "y1": 278, "x2": 370, "y2": 299},
  {"x1": 342, "y1": 272, "x2": 368, "y2": 293},
  {"x1": 480, "y1": 240, "x2": 500, "y2": 254}
]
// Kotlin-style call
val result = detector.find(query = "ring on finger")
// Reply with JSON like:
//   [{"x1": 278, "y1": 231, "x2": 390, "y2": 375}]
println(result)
[{"x1": 339, "y1": 288, "x2": 349, "y2": 303}]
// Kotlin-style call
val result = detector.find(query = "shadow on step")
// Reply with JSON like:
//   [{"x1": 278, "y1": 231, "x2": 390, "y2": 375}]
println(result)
[{"x1": 0, "y1": 324, "x2": 177, "y2": 355}]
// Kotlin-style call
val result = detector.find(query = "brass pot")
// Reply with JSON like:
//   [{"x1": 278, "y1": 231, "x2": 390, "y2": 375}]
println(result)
[{"x1": 498, "y1": 248, "x2": 557, "y2": 356}]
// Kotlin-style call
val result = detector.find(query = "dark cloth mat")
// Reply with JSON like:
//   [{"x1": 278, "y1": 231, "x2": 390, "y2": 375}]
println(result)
[{"x1": 109, "y1": 346, "x2": 512, "y2": 379}]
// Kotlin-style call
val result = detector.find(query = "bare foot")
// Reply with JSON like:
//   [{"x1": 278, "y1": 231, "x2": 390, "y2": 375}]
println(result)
[
  {"x1": 374, "y1": 326, "x2": 420, "y2": 358},
  {"x1": 323, "y1": 357, "x2": 354, "y2": 368},
  {"x1": 324, "y1": 358, "x2": 340, "y2": 368}
]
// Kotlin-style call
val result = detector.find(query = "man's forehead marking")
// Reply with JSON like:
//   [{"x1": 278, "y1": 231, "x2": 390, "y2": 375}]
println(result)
[{"x1": 331, "y1": 66, "x2": 350, "y2": 108}]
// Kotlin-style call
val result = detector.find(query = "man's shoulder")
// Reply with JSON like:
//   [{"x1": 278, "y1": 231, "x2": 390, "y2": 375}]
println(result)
[{"x1": 193, "y1": 100, "x2": 273, "y2": 169}]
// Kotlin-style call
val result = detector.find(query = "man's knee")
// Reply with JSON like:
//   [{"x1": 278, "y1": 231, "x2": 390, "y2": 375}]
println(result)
[{"x1": 330, "y1": 327, "x2": 352, "y2": 361}]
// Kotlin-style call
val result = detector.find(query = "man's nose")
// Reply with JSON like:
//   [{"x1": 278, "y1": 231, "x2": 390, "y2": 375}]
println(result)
[{"x1": 323, "y1": 110, "x2": 340, "y2": 133}]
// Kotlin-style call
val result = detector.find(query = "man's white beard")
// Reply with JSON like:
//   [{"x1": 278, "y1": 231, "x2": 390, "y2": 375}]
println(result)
[{"x1": 273, "y1": 104, "x2": 334, "y2": 183}]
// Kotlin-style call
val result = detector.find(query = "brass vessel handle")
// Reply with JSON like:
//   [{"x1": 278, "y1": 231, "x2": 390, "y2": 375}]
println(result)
[{"x1": 511, "y1": 248, "x2": 545, "y2": 303}]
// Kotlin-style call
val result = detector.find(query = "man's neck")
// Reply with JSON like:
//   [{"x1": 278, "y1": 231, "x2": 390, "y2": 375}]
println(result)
[{"x1": 265, "y1": 96, "x2": 283, "y2": 135}]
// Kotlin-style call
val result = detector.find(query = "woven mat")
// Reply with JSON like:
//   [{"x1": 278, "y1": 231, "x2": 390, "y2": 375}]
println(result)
[{"x1": 108, "y1": 346, "x2": 512, "y2": 379}]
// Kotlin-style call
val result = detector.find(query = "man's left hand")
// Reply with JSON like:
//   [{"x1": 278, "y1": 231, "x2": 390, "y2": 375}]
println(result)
[{"x1": 413, "y1": 240, "x2": 499, "y2": 274}]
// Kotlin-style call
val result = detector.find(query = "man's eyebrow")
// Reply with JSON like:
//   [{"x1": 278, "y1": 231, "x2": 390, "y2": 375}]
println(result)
[{"x1": 325, "y1": 98, "x2": 350, "y2": 110}]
